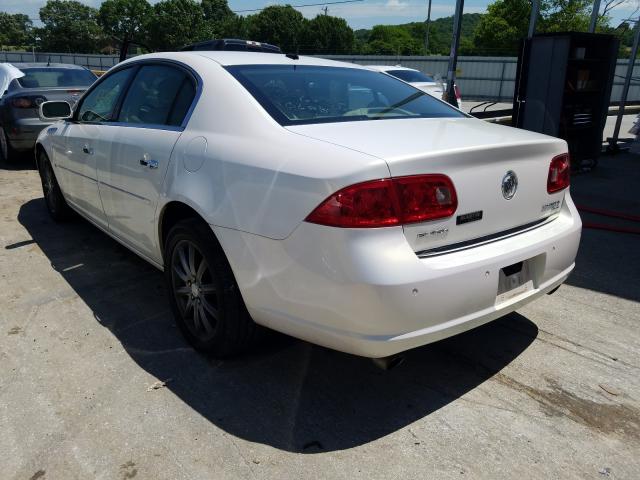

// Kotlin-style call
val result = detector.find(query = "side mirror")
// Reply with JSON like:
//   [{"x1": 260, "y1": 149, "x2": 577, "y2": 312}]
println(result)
[{"x1": 39, "y1": 101, "x2": 72, "y2": 121}]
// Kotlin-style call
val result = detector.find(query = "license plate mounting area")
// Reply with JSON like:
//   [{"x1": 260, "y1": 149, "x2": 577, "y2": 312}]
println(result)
[{"x1": 496, "y1": 259, "x2": 535, "y2": 305}]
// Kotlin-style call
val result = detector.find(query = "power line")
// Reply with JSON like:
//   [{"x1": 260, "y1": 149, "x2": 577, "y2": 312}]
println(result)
[
  {"x1": 233, "y1": 0, "x2": 364, "y2": 14},
  {"x1": 16, "y1": 0, "x2": 364, "y2": 20}
]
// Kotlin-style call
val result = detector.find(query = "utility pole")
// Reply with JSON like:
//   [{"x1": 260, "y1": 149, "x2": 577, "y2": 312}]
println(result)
[
  {"x1": 528, "y1": 0, "x2": 540, "y2": 38},
  {"x1": 425, "y1": 0, "x2": 432, "y2": 54},
  {"x1": 610, "y1": 18, "x2": 640, "y2": 150},
  {"x1": 446, "y1": 0, "x2": 464, "y2": 106},
  {"x1": 322, "y1": 5, "x2": 328, "y2": 15},
  {"x1": 589, "y1": 0, "x2": 602, "y2": 32}
]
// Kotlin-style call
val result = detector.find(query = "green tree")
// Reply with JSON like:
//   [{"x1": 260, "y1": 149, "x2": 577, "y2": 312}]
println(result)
[
  {"x1": 301, "y1": 14, "x2": 354, "y2": 54},
  {"x1": 246, "y1": 5, "x2": 305, "y2": 53},
  {"x1": 98, "y1": 0, "x2": 151, "y2": 60},
  {"x1": 353, "y1": 14, "x2": 482, "y2": 56},
  {"x1": 202, "y1": 0, "x2": 233, "y2": 22},
  {"x1": 473, "y1": 0, "x2": 530, "y2": 55},
  {"x1": 201, "y1": 0, "x2": 240, "y2": 38},
  {"x1": 473, "y1": 0, "x2": 603, "y2": 55},
  {"x1": 0, "y1": 12, "x2": 34, "y2": 48},
  {"x1": 540, "y1": 0, "x2": 592, "y2": 32},
  {"x1": 38, "y1": 0, "x2": 103, "y2": 53},
  {"x1": 217, "y1": 15, "x2": 248, "y2": 38},
  {"x1": 146, "y1": 0, "x2": 209, "y2": 51},
  {"x1": 363, "y1": 25, "x2": 423, "y2": 55}
]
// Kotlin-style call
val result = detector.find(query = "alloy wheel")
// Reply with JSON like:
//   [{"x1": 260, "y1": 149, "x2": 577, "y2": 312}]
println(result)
[
  {"x1": 42, "y1": 161, "x2": 57, "y2": 212},
  {"x1": 170, "y1": 239, "x2": 219, "y2": 341}
]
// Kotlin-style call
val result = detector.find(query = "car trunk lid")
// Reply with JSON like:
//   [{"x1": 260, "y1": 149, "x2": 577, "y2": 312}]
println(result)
[
  {"x1": 7, "y1": 87, "x2": 87, "y2": 119},
  {"x1": 411, "y1": 81, "x2": 444, "y2": 100},
  {"x1": 287, "y1": 118, "x2": 568, "y2": 253},
  {"x1": 29, "y1": 86, "x2": 87, "y2": 105}
]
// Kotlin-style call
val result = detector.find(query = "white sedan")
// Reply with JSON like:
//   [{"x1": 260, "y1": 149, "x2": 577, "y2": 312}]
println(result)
[
  {"x1": 36, "y1": 52, "x2": 581, "y2": 360},
  {"x1": 366, "y1": 65, "x2": 462, "y2": 109}
]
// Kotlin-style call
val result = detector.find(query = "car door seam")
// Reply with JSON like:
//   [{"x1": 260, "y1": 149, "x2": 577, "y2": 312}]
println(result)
[
  {"x1": 56, "y1": 163, "x2": 97, "y2": 182},
  {"x1": 65, "y1": 199, "x2": 164, "y2": 271},
  {"x1": 99, "y1": 180, "x2": 151, "y2": 204}
]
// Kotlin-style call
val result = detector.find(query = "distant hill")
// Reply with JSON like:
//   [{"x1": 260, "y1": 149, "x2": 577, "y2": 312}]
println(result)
[{"x1": 354, "y1": 13, "x2": 483, "y2": 55}]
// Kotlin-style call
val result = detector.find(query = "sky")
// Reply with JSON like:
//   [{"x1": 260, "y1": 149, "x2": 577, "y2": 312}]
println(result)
[{"x1": 2, "y1": 0, "x2": 640, "y2": 30}]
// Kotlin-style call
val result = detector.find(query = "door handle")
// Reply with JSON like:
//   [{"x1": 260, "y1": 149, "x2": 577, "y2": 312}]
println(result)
[
  {"x1": 139, "y1": 157, "x2": 158, "y2": 169},
  {"x1": 82, "y1": 145, "x2": 93, "y2": 155}
]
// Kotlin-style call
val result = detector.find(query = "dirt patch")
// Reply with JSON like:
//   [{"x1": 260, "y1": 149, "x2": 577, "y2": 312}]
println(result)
[
  {"x1": 28, "y1": 470, "x2": 45, "y2": 480},
  {"x1": 495, "y1": 373, "x2": 640, "y2": 442},
  {"x1": 120, "y1": 461, "x2": 137, "y2": 479}
]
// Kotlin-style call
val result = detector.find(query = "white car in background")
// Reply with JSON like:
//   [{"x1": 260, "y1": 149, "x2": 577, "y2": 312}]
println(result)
[
  {"x1": 35, "y1": 52, "x2": 580, "y2": 361},
  {"x1": 366, "y1": 65, "x2": 462, "y2": 110}
]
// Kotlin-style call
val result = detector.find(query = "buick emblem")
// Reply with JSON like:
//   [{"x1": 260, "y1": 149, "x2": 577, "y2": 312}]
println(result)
[{"x1": 501, "y1": 171, "x2": 518, "y2": 200}]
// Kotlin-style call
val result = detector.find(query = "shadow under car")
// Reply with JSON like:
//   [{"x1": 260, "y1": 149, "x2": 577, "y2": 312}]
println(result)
[{"x1": 17, "y1": 197, "x2": 539, "y2": 453}]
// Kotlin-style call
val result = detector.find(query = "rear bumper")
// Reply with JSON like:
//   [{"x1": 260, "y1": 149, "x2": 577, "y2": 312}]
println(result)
[
  {"x1": 215, "y1": 193, "x2": 582, "y2": 358},
  {"x1": 4, "y1": 118, "x2": 52, "y2": 151}
]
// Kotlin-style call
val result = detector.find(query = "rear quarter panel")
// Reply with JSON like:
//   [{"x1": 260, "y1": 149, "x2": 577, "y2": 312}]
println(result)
[{"x1": 159, "y1": 57, "x2": 390, "y2": 240}]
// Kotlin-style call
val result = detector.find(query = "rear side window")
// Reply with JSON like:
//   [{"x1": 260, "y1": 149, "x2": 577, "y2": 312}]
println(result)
[
  {"x1": 117, "y1": 65, "x2": 195, "y2": 127},
  {"x1": 77, "y1": 67, "x2": 134, "y2": 122},
  {"x1": 18, "y1": 68, "x2": 96, "y2": 88}
]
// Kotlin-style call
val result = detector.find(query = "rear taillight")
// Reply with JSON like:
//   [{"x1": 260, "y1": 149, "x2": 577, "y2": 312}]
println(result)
[
  {"x1": 547, "y1": 153, "x2": 570, "y2": 193},
  {"x1": 394, "y1": 175, "x2": 457, "y2": 223},
  {"x1": 10, "y1": 95, "x2": 47, "y2": 109},
  {"x1": 441, "y1": 85, "x2": 461, "y2": 102},
  {"x1": 305, "y1": 174, "x2": 457, "y2": 228}
]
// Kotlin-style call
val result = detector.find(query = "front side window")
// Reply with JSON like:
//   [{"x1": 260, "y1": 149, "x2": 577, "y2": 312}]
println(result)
[
  {"x1": 77, "y1": 67, "x2": 134, "y2": 123},
  {"x1": 227, "y1": 65, "x2": 464, "y2": 126},
  {"x1": 17, "y1": 68, "x2": 96, "y2": 88},
  {"x1": 118, "y1": 65, "x2": 195, "y2": 127}
]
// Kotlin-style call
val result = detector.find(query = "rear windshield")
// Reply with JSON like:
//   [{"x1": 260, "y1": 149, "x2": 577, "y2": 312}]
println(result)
[
  {"x1": 387, "y1": 69, "x2": 436, "y2": 83},
  {"x1": 226, "y1": 65, "x2": 464, "y2": 126},
  {"x1": 17, "y1": 68, "x2": 96, "y2": 88}
]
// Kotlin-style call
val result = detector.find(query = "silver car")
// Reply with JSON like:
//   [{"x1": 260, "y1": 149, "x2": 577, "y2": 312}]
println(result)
[{"x1": 0, "y1": 62, "x2": 96, "y2": 163}]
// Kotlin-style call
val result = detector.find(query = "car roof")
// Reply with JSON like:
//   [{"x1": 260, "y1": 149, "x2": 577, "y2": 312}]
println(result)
[
  {"x1": 119, "y1": 51, "x2": 370, "y2": 70},
  {"x1": 2, "y1": 62, "x2": 87, "y2": 70},
  {"x1": 365, "y1": 65, "x2": 418, "y2": 72}
]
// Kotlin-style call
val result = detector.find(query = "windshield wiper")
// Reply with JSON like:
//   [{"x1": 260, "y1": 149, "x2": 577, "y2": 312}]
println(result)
[{"x1": 371, "y1": 91, "x2": 425, "y2": 118}]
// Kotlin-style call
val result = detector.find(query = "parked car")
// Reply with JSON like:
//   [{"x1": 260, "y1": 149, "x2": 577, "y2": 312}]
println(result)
[
  {"x1": 182, "y1": 38, "x2": 282, "y2": 53},
  {"x1": 0, "y1": 62, "x2": 97, "y2": 162},
  {"x1": 366, "y1": 65, "x2": 463, "y2": 110},
  {"x1": 36, "y1": 52, "x2": 580, "y2": 360}
]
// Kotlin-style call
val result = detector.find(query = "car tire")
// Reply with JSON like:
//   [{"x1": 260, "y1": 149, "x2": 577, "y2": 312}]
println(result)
[
  {"x1": 165, "y1": 219, "x2": 261, "y2": 357},
  {"x1": 38, "y1": 151, "x2": 72, "y2": 221},
  {"x1": 0, "y1": 127, "x2": 14, "y2": 163}
]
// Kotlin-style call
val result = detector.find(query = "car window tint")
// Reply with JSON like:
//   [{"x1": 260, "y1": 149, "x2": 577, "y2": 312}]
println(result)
[
  {"x1": 227, "y1": 65, "x2": 464, "y2": 126},
  {"x1": 167, "y1": 77, "x2": 196, "y2": 126},
  {"x1": 17, "y1": 68, "x2": 96, "y2": 88},
  {"x1": 118, "y1": 65, "x2": 195, "y2": 127},
  {"x1": 77, "y1": 68, "x2": 134, "y2": 123}
]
